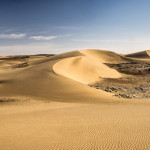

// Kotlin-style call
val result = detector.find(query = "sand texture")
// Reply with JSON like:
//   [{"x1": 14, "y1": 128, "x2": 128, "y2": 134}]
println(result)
[{"x1": 1, "y1": 49, "x2": 150, "y2": 150}]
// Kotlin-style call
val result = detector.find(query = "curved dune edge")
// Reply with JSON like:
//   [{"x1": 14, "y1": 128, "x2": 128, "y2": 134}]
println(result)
[
  {"x1": 146, "y1": 50, "x2": 150, "y2": 57},
  {"x1": 53, "y1": 55, "x2": 121, "y2": 84},
  {"x1": 125, "y1": 50, "x2": 150, "y2": 59},
  {"x1": 80, "y1": 49, "x2": 129, "y2": 63}
]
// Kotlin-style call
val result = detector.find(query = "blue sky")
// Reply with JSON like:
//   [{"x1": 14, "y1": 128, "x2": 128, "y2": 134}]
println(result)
[{"x1": 0, "y1": 0, "x2": 150, "y2": 55}]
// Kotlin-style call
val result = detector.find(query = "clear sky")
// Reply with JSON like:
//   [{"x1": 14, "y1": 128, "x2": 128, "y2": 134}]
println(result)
[{"x1": 0, "y1": 0, "x2": 150, "y2": 55}]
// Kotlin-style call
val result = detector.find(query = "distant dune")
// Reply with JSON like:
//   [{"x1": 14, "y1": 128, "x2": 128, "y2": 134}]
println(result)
[
  {"x1": 125, "y1": 50, "x2": 150, "y2": 59},
  {"x1": 80, "y1": 49, "x2": 129, "y2": 63},
  {"x1": 1, "y1": 49, "x2": 150, "y2": 150}
]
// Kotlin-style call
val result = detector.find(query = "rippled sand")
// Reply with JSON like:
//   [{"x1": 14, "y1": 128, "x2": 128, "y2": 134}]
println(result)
[{"x1": 1, "y1": 101, "x2": 150, "y2": 150}]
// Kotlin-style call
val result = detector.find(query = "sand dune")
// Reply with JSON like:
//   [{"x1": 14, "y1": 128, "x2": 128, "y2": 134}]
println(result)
[
  {"x1": 53, "y1": 54, "x2": 121, "y2": 84},
  {"x1": 0, "y1": 50, "x2": 117, "y2": 102},
  {"x1": 0, "y1": 49, "x2": 149, "y2": 101},
  {"x1": 80, "y1": 49, "x2": 131, "y2": 63},
  {"x1": 1, "y1": 49, "x2": 150, "y2": 150},
  {"x1": 125, "y1": 50, "x2": 150, "y2": 59}
]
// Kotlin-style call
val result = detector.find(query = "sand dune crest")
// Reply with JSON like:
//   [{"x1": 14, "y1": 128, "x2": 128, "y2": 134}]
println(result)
[
  {"x1": 125, "y1": 50, "x2": 150, "y2": 59},
  {"x1": 80, "y1": 49, "x2": 128, "y2": 63}
]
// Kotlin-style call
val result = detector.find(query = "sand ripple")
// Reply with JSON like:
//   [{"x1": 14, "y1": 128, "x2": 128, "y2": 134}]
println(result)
[{"x1": 1, "y1": 102, "x2": 150, "y2": 150}]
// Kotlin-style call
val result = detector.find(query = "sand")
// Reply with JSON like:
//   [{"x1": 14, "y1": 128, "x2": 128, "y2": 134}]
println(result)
[
  {"x1": 1, "y1": 49, "x2": 150, "y2": 150},
  {"x1": 1, "y1": 101, "x2": 150, "y2": 150},
  {"x1": 53, "y1": 55, "x2": 121, "y2": 84},
  {"x1": 125, "y1": 50, "x2": 150, "y2": 59}
]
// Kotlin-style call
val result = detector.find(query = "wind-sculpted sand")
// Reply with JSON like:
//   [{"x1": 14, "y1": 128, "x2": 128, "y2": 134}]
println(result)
[
  {"x1": 1, "y1": 49, "x2": 150, "y2": 150},
  {"x1": 53, "y1": 55, "x2": 121, "y2": 84},
  {"x1": 1, "y1": 101, "x2": 150, "y2": 150}
]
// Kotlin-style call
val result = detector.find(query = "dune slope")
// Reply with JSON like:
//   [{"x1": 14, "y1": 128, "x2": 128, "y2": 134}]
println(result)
[
  {"x1": 53, "y1": 55, "x2": 121, "y2": 84},
  {"x1": 80, "y1": 49, "x2": 129, "y2": 63},
  {"x1": 125, "y1": 50, "x2": 150, "y2": 59},
  {"x1": 0, "y1": 50, "x2": 118, "y2": 102}
]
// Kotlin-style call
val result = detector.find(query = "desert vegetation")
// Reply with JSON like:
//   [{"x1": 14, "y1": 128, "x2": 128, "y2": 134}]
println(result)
[
  {"x1": 105, "y1": 62, "x2": 150, "y2": 75},
  {"x1": 90, "y1": 62, "x2": 150, "y2": 99}
]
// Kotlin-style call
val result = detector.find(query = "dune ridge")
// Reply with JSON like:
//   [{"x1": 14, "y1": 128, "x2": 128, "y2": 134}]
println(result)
[
  {"x1": 80, "y1": 49, "x2": 129, "y2": 63},
  {"x1": 125, "y1": 50, "x2": 150, "y2": 59}
]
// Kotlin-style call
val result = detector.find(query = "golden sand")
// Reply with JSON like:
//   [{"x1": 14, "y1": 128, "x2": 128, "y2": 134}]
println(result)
[{"x1": 0, "y1": 49, "x2": 150, "y2": 150}]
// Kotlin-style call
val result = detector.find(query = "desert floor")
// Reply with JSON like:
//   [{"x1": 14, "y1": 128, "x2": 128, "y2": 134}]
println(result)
[{"x1": 1, "y1": 100, "x2": 150, "y2": 150}]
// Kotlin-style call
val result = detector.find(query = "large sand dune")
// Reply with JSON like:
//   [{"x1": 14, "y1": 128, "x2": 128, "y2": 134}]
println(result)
[
  {"x1": 0, "y1": 50, "x2": 118, "y2": 102},
  {"x1": 1, "y1": 49, "x2": 150, "y2": 150},
  {"x1": 53, "y1": 54, "x2": 121, "y2": 84}
]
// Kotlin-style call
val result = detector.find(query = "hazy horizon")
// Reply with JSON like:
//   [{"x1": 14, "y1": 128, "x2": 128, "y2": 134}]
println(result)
[{"x1": 1, "y1": 0, "x2": 150, "y2": 55}]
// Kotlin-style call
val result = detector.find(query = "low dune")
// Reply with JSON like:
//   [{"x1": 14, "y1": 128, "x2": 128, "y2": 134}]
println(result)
[
  {"x1": 1, "y1": 49, "x2": 150, "y2": 150},
  {"x1": 125, "y1": 50, "x2": 150, "y2": 59},
  {"x1": 80, "y1": 49, "x2": 129, "y2": 63}
]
